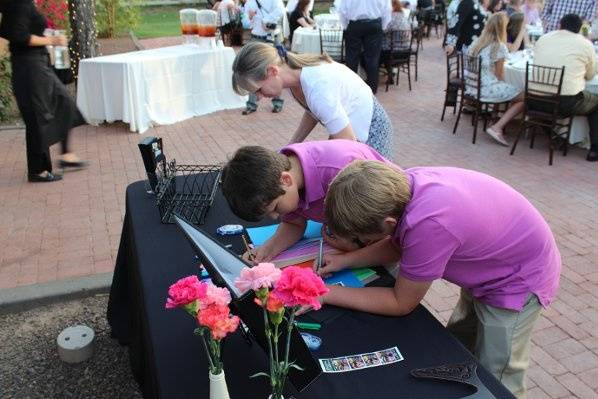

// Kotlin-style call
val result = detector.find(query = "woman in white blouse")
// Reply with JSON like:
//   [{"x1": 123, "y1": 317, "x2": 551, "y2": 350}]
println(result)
[{"x1": 231, "y1": 41, "x2": 394, "y2": 158}]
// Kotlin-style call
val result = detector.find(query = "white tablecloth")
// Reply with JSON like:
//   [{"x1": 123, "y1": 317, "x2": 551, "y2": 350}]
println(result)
[
  {"x1": 314, "y1": 13, "x2": 341, "y2": 29},
  {"x1": 291, "y1": 27, "x2": 343, "y2": 55},
  {"x1": 76, "y1": 44, "x2": 247, "y2": 133},
  {"x1": 504, "y1": 52, "x2": 596, "y2": 148}
]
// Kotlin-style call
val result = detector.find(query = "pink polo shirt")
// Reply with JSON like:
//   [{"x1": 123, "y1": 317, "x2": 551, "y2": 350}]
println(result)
[
  {"x1": 280, "y1": 140, "x2": 395, "y2": 222},
  {"x1": 393, "y1": 167, "x2": 561, "y2": 311}
]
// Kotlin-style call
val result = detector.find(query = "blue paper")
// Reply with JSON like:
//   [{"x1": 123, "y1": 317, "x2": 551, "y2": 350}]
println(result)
[
  {"x1": 246, "y1": 221, "x2": 323, "y2": 246},
  {"x1": 324, "y1": 270, "x2": 364, "y2": 288}
]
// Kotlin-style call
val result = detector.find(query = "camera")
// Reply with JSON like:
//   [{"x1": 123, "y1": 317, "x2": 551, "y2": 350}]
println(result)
[{"x1": 265, "y1": 22, "x2": 277, "y2": 30}]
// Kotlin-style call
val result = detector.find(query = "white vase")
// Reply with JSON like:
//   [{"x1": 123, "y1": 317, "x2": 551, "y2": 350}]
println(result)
[{"x1": 209, "y1": 371, "x2": 231, "y2": 399}]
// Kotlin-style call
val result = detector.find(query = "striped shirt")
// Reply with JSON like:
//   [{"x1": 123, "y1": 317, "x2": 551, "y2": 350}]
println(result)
[{"x1": 542, "y1": 0, "x2": 597, "y2": 32}]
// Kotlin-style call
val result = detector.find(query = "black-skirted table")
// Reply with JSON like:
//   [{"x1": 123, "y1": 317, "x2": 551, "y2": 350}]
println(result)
[{"x1": 107, "y1": 180, "x2": 515, "y2": 399}]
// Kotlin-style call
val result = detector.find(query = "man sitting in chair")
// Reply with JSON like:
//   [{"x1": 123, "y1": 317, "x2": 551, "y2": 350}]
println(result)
[{"x1": 533, "y1": 13, "x2": 598, "y2": 162}]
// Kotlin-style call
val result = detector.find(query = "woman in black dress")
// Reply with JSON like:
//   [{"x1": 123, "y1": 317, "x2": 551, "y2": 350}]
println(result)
[
  {"x1": 289, "y1": 0, "x2": 315, "y2": 44},
  {"x1": 0, "y1": 0, "x2": 87, "y2": 182}
]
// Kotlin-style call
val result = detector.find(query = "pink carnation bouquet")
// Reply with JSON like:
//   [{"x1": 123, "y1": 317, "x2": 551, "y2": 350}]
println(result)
[
  {"x1": 165, "y1": 275, "x2": 239, "y2": 375},
  {"x1": 235, "y1": 264, "x2": 328, "y2": 399}
]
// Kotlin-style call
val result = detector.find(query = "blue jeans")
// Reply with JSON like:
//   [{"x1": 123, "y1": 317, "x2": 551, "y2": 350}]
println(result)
[{"x1": 245, "y1": 34, "x2": 284, "y2": 111}]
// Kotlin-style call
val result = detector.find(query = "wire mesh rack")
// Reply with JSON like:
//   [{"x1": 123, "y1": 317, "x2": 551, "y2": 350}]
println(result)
[{"x1": 154, "y1": 160, "x2": 222, "y2": 226}]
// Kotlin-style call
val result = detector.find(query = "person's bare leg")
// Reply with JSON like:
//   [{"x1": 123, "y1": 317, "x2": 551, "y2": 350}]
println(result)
[{"x1": 489, "y1": 101, "x2": 524, "y2": 134}]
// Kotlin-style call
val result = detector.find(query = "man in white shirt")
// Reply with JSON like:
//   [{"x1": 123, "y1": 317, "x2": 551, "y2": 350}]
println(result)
[
  {"x1": 338, "y1": 0, "x2": 392, "y2": 94},
  {"x1": 243, "y1": 0, "x2": 286, "y2": 114},
  {"x1": 533, "y1": 14, "x2": 598, "y2": 161}
]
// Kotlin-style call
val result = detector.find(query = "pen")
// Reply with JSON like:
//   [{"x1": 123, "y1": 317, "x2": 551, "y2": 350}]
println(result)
[
  {"x1": 241, "y1": 234, "x2": 255, "y2": 261},
  {"x1": 294, "y1": 321, "x2": 322, "y2": 331},
  {"x1": 316, "y1": 238, "x2": 324, "y2": 272}
]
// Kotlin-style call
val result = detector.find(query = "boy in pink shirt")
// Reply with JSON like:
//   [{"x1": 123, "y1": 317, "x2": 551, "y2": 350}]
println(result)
[
  {"x1": 321, "y1": 161, "x2": 560, "y2": 399},
  {"x1": 221, "y1": 140, "x2": 395, "y2": 261}
]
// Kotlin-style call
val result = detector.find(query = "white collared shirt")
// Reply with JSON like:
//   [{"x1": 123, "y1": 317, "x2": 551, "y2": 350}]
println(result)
[
  {"x1": 286, "y1": 0, "x2": 314, "y2": 12},
  {"x1": 337, "y1": 0, "x2": 392, "y2": 30},
  {"x1": 245, "y1": 0, "x2": 285, "y2": 37}
]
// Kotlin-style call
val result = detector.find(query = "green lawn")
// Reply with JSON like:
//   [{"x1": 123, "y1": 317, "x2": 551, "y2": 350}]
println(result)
[
  {"x1": 134, "y1": 6, "x2": 182, "y2": 39},
  {"x1": 134, "y1": 2, "x2": 333, "y2": 39}
]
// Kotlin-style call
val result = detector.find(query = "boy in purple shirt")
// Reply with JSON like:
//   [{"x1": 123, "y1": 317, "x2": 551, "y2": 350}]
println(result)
[
  {"x1": 321, "y1": 161, "x2": 560, "y2": 398},
  {"x1": 221, "y1": 140, "x2": 394, "y2": 262}
]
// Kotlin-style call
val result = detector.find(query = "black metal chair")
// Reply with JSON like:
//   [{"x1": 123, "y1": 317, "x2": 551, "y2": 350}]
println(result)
[
  {"x1": 380, "y1": 29, "x2": 413, "y2": 92},
  {"x1": 319, "y1": 28, "x2": 344, "y2": 62},
  {"x1": 441, "y1": 51, "x2": 463, "y2": 121},
  {"x1": 410, "y1": 11, "x2": 424, "y2": 53},
  {"x1": 510, "y1": 63, "x2": 571, "y2": 165},
  {"x1": 410, "y1": 24, "x2": 423, "y2": 81},
  {"x1": 421, "y1": 5, "x2": 444, "y2": 38},
  {"x1": 452, "y1": 55, "x2": 510, "y2": 144}
]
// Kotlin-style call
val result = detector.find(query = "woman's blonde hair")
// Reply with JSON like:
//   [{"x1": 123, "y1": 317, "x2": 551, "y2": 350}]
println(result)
[
  {"x1": 469, "y1": 12, "x2": 508, "y2": 59},
  {"x1": 325, "y1": 160, "x2": 411, "y2": 238},
  {"x1": 232, "y1": 41, "x2": 333, "y2": 95}
]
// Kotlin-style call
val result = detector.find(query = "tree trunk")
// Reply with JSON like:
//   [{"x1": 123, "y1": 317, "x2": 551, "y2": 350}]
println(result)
[{"x1": 68, "y1": 0, "x2": 99, "y2": 80}]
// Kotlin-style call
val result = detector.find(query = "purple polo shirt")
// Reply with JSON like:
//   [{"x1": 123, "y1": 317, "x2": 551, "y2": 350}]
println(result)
[
  {"x1": 393, "y1": 167, "x2": 561, "y2": 311},
  {"x1": 280, "y1": 140, "x2": 395, "y2": 222}
]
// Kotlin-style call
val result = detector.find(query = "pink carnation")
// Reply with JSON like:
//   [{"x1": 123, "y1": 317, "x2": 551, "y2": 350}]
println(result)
[
  {"x1": 165, "y1": 275, "x2": 207, "y2": 309},
  {"x1": 198, "y1": 303, "x2": 240, "y2": 340},
  {"x1": 203, "y1": 284, "x2": 232, "y2": 307},
  {"x1": 272, "y1": 266, "x2": 329, "y2": 310},
  {"x1": 234, "y1": 263, "x2": 281, "y2": 294}
]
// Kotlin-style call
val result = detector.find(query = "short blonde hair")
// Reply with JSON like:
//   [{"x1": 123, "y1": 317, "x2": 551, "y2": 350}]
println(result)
[
  {"x1": 325, "y1": 161, "x2": 411, "y2": 238},
  {"x1": 231, "y1": 41, "x2": 332, "y2": 95}
]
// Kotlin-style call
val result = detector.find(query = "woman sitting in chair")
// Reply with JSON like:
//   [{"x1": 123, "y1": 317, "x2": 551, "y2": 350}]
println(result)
[
  {"x1": 506, "y1": 11, "x2": 528, "y2": 52},
  {"x1": 381, "y1": 0, "x2": 412, "y2": 85},
  {"x1": 232, "y1": 41, "x2": 394, "y2": 158},
  {"x1": 289, "y1": 0, "x2": 315, "y2": 44},
  {"x1": 468, "y1": 12, "x2": 524, "y2": 146}
]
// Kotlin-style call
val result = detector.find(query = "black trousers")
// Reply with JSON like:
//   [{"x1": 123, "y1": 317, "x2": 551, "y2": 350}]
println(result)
[
  {"x1": 10, "y1": 52, "x2": 82, "y2": 175},
  {"x1": 344, "y1": 18, "x2": 383, "y2": 94},
  {"x1": 530, "y1": 90, "x2": 598, "y2": 150}
]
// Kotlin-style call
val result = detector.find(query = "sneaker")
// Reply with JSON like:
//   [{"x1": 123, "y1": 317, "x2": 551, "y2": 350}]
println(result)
[
  {"x1": 242, "y1": 107, "x2": 256, "y2": 115},
  {"x1": 485, "y1": 127, "x2": 510, "y2": 147}
]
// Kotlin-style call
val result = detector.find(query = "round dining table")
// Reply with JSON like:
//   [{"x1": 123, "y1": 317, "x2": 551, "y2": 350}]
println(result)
[{"x1": 504, "y1": 50, "x2": 597, "y2": 149}]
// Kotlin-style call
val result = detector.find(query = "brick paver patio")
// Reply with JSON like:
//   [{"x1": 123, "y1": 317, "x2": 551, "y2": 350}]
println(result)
[{"x1": 0, "y1": 35, "x2": 597, "y2": 398}]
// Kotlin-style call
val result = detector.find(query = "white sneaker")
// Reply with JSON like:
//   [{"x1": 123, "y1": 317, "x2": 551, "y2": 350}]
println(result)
[{"x1": 485, "y1": 127, "x2": 510, "y2": 147}]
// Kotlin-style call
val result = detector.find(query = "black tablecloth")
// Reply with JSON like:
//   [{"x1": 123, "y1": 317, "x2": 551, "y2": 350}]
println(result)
[{"x1": 107, "y1": 180, "x2": 515, "y2": 399}]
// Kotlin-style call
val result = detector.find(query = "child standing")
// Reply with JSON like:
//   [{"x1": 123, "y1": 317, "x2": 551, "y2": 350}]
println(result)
[
  {"x1": 221, "y1": 140, "x2": 396, "y2": 262},
  {"x1": 320, "y1": 160, "x2": 560, "y2": 399}
]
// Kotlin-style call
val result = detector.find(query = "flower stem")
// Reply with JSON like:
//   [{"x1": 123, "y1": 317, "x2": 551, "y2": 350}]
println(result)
[
  {"x1": 198, "y1": 329, "x2": 215, "y2": 371},
  {"x1": 280, "y1": 306, "x2": 299, "y2": 396},
  {"x1": 274, "y1": 322, "x2": 280, "y2": 366},
  {"x1": 263, "y1": 308, "x2": 276, "y2": 391}
]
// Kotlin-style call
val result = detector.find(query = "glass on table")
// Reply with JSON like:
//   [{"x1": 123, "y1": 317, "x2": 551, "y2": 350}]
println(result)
[
  {"x1": 180, "y1": 9, "x2": 199, "y2": 44},
  {"x1": 197, "y1": 9, "x2": 218, "y2": 37}
]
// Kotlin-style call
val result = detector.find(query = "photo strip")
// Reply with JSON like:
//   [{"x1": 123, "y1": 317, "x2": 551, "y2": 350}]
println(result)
[{"x1": 318, "y1": 346, "x2": 404, "y2": 373}]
